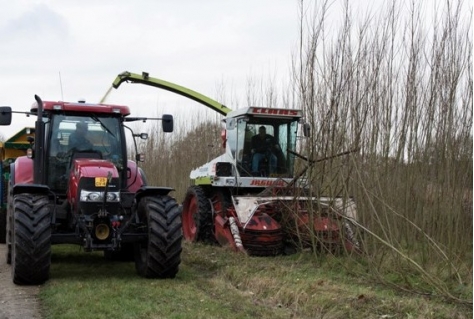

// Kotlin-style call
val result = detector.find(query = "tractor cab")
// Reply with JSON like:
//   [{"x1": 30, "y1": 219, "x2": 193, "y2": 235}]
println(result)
[
  {"x1": 224, "y1": 107, "x2": 303, "y2": 178},
  {"x1": 46, "y1": 114, "x2": 125, "y2": 192},
  {"x1": 44, "y1": 110, "x2": 127, "y2": 194}
]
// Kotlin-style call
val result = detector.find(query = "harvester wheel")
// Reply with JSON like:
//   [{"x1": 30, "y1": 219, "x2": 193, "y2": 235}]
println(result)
[
  {"x1": 182, "y1": 186, "x2": 212, "y2": 243},
  {"x1": 135, "y1": 195, "x2": 182, "y2": 279},
  {"x1": 11, "y1": 194, "x2": 51, "y2": 285}
]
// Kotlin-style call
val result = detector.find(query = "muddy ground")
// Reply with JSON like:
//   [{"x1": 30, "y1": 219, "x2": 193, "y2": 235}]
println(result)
[{"x1": 0, "y1": 244, "x2": 41, "y2": 319}]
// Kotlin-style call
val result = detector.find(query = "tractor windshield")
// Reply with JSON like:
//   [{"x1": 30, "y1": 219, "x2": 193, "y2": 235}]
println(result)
[
  {"x1": 234, "y1": 118, "x2": 298, "y2": 177},
  {"x1": 46, "y1": 115, "x2": 124, "y2": 191}
]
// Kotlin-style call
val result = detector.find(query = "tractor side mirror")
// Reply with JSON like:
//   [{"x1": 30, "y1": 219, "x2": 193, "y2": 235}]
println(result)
[
  {"x1": 162, "y1": 114, "x2": 174, "y2": 133},
  {"x1": 0, "y1": 107, "x2": 12, "y2": 125}
]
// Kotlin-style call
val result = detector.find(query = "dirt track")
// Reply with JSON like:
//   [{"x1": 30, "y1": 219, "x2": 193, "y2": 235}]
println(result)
[{"x1": 0, "y1": 244, "x2": 41, "y2": 319}]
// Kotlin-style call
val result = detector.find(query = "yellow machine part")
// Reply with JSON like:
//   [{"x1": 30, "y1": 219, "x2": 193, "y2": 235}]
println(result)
[{"x1": 0, "y1": 127, "x2": 35, "y2": 162}]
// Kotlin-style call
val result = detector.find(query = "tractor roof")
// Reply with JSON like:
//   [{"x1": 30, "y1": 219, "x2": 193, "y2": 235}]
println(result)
[
  {"x1": 30, "y1": 101, "x2": 131, "y2": 116},
  {"x1": 225, "y1": 107, "x2": 303, "y2": 120}
]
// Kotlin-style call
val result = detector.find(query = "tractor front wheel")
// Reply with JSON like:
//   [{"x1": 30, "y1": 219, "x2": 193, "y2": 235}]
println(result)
[
  {"x1": 135, "y1": 195, "x2": 182, "y2": 279},
  {"x1": 181, "y1": 186, "x2": 212, "y2": 242},
  {"x1": 11, "y1": 194, "x2": 51, "y2": 285}
]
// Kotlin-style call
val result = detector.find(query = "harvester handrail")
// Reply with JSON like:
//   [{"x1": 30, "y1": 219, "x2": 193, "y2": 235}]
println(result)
[{"x1": 108, "y1": 71, "x2": 232, "y2": 116}]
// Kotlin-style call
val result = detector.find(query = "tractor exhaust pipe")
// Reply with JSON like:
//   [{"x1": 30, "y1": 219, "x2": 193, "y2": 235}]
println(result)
[{"x1": 33, "y1": 95, "x2": 46, "y2": 184}]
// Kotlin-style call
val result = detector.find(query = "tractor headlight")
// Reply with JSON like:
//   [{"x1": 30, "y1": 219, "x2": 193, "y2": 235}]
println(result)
[
  {"x1": 106, "y1": 192, "x2": 118, "y2": 202},
  {"x1": 80, "y1": 190, "x2": 120, "y2": 202},
  {"x1": 87, "y1": 192, "x2": 101, "y2": 201}
]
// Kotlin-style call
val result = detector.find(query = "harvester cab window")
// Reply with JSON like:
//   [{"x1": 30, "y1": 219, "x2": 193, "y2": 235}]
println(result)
[
  {"x1": 235, "y1": 119, "x2": 248, "y2": 163},
  {"x1": 233, "y1": 118, "x2": 299, "y2": 177},
  {"x1": 276, "y1": 120, "x2": 298, "y2": 176}
]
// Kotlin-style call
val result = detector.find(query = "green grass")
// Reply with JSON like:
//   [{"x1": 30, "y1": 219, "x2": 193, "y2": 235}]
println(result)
[{"x1": 39, "y1": 243, "x2": 472, "y2": 319}]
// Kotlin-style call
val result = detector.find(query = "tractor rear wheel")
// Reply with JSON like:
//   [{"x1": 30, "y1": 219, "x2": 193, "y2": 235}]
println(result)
[
  {"x1": 11, "y1": 194, "x2": 51, "y2": 285},
  {"x1": 182, "y1": 186, "x2": 212, "y2": 243},
  {"x1": 135, "y1": 195, "x2": 182, "y2": 279}
]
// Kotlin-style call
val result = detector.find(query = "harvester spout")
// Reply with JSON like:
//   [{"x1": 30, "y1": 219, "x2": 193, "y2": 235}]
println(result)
[{"x1": 108, "y1": 71, "x2": 232, "y2": 116}]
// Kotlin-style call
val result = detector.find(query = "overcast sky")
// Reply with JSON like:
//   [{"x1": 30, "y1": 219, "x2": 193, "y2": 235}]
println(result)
[
  {"x1": 0, "y1": 1, "x2": 309, "y2": 138},
  {"x1": 0, "y1": 1, "x2": 469, "y2": 138}
]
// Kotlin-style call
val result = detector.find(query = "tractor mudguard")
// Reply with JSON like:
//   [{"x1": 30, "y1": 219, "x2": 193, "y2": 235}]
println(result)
[
  {"x1": 10, "y1": 157, "x2": 49, "y2": 196},
  {"x1": 12, "y1": 156, "x2": 33, "y2": 185},
  {"x1": 12, "y1": 184, "x2": 49, "y2": 196}
]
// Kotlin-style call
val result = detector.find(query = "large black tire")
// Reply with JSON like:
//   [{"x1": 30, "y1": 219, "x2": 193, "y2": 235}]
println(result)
[
  {"x1": 134, "y1": 195, "x2": 182, "y2": 279},
  {"x1": 181, "y1": 186, "x2": 212, "y2": 243},
  {"x1": 11, "y1": 194, "x2": 52, "y2": 285}
]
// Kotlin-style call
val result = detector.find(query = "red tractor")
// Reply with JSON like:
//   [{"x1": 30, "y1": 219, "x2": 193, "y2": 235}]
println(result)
[
  {"x1": 108, "y1": 71, "x2": 361, "y2": 257},
  {"x1": 0, "y1": 95, "x2": 182, "y2": 285}
]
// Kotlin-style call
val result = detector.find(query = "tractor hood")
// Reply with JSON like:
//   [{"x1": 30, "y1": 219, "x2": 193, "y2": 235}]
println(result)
[
  {"x1": 70, "y1": 159, "x2": 119, "y2": 181},
  {"x1": 67, "y1": 159, "x2": 120, "y2": 208}
]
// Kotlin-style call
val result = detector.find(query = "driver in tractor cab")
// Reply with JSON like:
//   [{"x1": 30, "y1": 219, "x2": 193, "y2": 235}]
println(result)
[
  {"x1": 251, "y1": 126, "x2": 279, "y2": 175},
  {"x1": 68, "y1": 122, "x2": 93, "y2": 151}
]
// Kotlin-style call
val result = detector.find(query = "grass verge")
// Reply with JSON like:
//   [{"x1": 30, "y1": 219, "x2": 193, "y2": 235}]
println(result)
[{"x1": 40, "y1": 242, "x2": 472, "y2": 319}]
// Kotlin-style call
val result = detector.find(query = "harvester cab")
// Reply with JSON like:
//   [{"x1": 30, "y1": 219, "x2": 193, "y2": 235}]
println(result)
[
  {"x1": 194, "y1": 107, "x2": 306, "y2": 185},
  {"x1": 0, "y1": 95, "x2": 182, "y2": 285}
]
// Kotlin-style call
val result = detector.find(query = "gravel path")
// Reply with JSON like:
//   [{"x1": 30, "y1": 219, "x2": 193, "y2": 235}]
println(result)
[{"x1": 0, "y1": 244, "x2": 41, "y2": 319}]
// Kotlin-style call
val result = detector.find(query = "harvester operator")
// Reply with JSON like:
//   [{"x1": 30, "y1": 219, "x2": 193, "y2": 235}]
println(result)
[
  {"x1": 251, "y1": 126, "x2": 278, "y2": 175},
  {"x1": 69, "y1": 122, "x2": 93, "y2": 150}
]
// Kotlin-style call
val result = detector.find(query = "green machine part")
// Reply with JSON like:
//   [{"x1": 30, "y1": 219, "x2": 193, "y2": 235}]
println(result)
[{"x1": 107, "y1": 71, "x2": 232, "y2": 116}]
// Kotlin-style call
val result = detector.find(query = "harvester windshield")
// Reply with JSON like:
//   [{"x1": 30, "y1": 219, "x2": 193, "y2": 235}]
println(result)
[{"x1": 233, "y1": 118, "x2": 298, "y2": 177}]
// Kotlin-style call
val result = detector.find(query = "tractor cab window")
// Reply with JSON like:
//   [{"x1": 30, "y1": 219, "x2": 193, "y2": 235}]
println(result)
[
  {"x1": 46, "y1": 115, "x2": 124, "y2": 191},
  {"x1": 235, "y1": 119, "x2": 298, "y2": 177}
]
